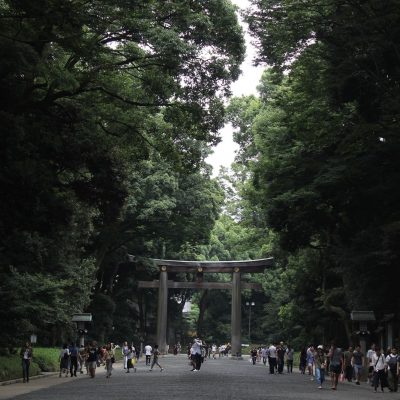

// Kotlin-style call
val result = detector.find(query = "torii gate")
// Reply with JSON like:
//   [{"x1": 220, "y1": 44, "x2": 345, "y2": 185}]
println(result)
[{"x1": 138, "y1": 258, "x2": 274, "y2": 356}]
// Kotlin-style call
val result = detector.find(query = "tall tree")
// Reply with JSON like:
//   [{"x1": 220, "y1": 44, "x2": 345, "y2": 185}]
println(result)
[{"x1": 0, "y1": 0, "x2": 245, "y2": 346}]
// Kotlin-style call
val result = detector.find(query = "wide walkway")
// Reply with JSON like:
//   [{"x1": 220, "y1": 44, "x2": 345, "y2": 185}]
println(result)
[{"x1": 0, "y1": 355, "x2": 390, "y2": 400}]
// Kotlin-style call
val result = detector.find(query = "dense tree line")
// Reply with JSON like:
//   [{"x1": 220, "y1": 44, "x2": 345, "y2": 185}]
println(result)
[
  {"x1": 216, "y1": 0, "x2": 400, "y2": 347},
  {"x1": 2, "y1": 0, "x2": 399, "y2": 351},
  {"x1": 0, "y1": 0, "x2": 245, "y2": 348}
]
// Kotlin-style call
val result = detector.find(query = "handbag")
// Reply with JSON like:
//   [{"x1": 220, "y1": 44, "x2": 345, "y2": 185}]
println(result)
[{"x1": 339, "y1": 371, "x2": 345, "y2": 382}]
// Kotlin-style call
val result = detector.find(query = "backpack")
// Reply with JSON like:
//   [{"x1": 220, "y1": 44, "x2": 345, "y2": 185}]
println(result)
[
  {"x1": 388, "y1": 355, "x2": 398, "y2": 371},
  {"x1": 63, "y1": 350, "x2": 69, "y2": 360}
]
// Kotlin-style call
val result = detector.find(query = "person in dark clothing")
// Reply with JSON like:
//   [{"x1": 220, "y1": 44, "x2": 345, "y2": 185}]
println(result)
[
  {"x1": 251, "y1": 348, "x2": 258, "y2": 365},
  {"x1": 20, "y1": 342, "x2": 33, "y2": 383},
  {"x1": 69, "y1": 342, "x2": 79, "y2": 377},
  {"x1": 87, "y1": 342, "x2": 98, "y2": 378},
  {"x1": 300, "y1": 347, "x2": 307, "y2": 374},
  {"x1": 277, "y1": 343, "x2": 285, "y2": 374}
]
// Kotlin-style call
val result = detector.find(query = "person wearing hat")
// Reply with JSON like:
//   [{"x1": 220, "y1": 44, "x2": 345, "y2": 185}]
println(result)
[{"x1": 315, "y1": 345, "x2": 327, "y2": 389}]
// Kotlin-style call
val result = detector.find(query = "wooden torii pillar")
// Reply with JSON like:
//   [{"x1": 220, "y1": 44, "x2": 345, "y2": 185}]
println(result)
[{"x1": 138, "y1": 258, "x2": 274, "y2": 356}]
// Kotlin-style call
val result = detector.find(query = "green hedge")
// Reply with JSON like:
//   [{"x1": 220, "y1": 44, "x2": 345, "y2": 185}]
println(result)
[{"x1": 0, "y1": 347, "x2": 59, "y2": 382}]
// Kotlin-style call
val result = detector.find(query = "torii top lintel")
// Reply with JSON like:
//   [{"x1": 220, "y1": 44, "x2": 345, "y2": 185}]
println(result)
[{"x1": 152, "y1": 258, "x2": 274, "y2": 273}]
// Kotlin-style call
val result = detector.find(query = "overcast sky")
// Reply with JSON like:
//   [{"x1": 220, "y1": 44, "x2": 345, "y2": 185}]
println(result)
[{"x1": 206, "y1": 0, "x2": 264, "y2": 176}]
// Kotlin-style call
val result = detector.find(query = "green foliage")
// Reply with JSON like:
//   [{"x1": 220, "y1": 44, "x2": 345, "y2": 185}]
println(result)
[
  {"x1": 30, "y1": 347, "x2": 60, "y2": 373},
  {"x1": 0, "y1": 356, "x2": 39, "y2": 382},
  {"x1": 0, "y1": 346, "x2": 60, "y2": 381},
  {"x1": 222, "y1": 0, "x2": 400, "y2": 347},
  {"x1": 0, "y1": 0, "x2": 245, "y2": 346}
]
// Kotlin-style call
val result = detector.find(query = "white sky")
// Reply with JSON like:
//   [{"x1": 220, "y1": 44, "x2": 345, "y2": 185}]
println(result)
[{"x1": 206, "y1": 0, "x2": 264, "y2": 176}]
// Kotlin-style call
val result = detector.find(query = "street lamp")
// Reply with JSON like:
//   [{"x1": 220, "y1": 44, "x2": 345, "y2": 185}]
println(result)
[{"x1": 245, "y1": 301, "x2": 255, "y2": 343}]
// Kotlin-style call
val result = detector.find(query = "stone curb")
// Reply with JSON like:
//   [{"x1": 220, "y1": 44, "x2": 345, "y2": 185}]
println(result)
[{"x1": 0, "y1": 372, "x2": 58, "y2": 386}]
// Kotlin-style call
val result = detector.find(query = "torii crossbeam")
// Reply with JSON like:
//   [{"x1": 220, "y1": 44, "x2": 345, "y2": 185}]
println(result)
[{"x1": 138, "y1": 258, "x2": 274, "y2": 357}]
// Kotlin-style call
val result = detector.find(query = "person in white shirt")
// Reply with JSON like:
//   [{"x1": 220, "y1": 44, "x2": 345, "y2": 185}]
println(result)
[
  {"x1": 211, "y1": 344, "x2": 217, "y2": 359},
  {"x1": 144, "y1": 344, "x2": 152, "y2": 366},
  {"x1": 261, "y1": 347, "x2": 268, "y2": 366},
  {"x1": 122, "y1": 342, "x2": 129, "y2": 369},
  {"x1": 367, "y1": 343, "x2": 376, "y2": 384},
  {"x1": 268, "y1": 344, "x2": 277, "y2": 374},
  {"x1": 371, "y1": 347, "x2": 388, "y2": 392},
  {"x1": 59, "y1": 344, "x2": 70, "y2": 377},
  {"x1": 190, "y1": 338, "x2": 202, "y2": 371}
]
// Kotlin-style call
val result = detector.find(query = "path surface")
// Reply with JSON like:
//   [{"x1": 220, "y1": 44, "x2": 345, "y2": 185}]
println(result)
[{"x1": 0, "y1": 355, "x2": 387, "y2": 400}]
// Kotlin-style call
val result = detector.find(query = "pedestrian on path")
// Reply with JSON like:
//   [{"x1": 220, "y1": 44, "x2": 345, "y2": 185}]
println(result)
[
  {"x1": 286, "y1": 345, "x2": 294, "y2": 373},
  {"x1": 69, "y1": 342, "x2": 79, "y2": 377},
  {"x1": 351, "y1": 345, "x2": 364, "y2": 385},
  {"x1": 299, "y1": 347, "x2": 307, "y2": 374},
  {"x1": 87, "y1": 341, "x2": 98, "y2": 378},
  {"x1": 385, "y1": 347, "x2": 399, "y2": 392},
  {"x1": 149, "y1": 345, "x2": 163, "y2": 372},
  {"x1": 277, "y1": 343, "x2": 285, "y2": 374},
  {"x1": 59, "y1": 344, "x2": 70, "y2": 377},
  {"x1": 145, "y1": 343, "x2": 152, "y2": 366},
  {"x1": 19, "y1": 341, "x2": 32, "y2": 383},
  {"x1": 190, "y1": 338, "x2": 203, "y2": 371},
  {"x1": 104, "y1": 343, "x2": 114, "y2": 378},
  {"x1": 371, "y1": 347, "x2": 388, "y2": 392},
  {"x1": 126, "y1": 345, "x2": 137, "y2": 373},
  {"x1": 328, "y1": 342, "x2": 344, "y2": 390},
  {"x1": 306, "y1": 345, "x2": 315, "y2": 379},
  {"x1": 122, "y1": 341, "x2": 129, "y2": 369},
  {"x1": 343, "y1": 346, "x2": 353, "y2": 382},
  {"x1": 251, "y1": 348, "x2": 258, "y2": 365},
  {"x1": 367, "y1": 343, "x2": 376, "y2": 384},
  {"x1": 268, "y1": 343, "x2": 277, "y2": 374},
  {"x1": 314, "y1": 345, "x2": 327, "y2": 389}
]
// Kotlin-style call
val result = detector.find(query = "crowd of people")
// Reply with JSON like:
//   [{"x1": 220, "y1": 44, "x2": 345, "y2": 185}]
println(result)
[
  {"x1": 59, "y1": 341, "x2": 116, "y2": 378},
  {"x1": 249, "y1": 341, "x2": 399, "y2": 392},
  {"x1": 19, "y1": 338, "x2": 399, "y2": 392}
]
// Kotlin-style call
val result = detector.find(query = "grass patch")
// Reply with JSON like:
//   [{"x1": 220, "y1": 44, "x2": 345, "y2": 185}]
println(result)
[{"x1": 0, "y1": 347, "x2": 59, "y2": 382}]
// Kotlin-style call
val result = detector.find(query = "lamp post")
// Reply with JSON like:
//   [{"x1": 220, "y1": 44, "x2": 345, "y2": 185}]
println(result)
[{"x1": 246, "y1": 301, "x2": 255, "y2": 343}]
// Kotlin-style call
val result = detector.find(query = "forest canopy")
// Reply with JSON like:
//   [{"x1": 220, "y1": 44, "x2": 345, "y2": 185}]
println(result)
[{"x1": 1, "y1": 0, "x2": 399, "y2": 350}]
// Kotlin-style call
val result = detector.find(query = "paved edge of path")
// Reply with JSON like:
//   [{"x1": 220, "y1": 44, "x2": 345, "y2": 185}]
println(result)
[{"x1": 0, "y1": 372, "x2": 59, "y2": 386}]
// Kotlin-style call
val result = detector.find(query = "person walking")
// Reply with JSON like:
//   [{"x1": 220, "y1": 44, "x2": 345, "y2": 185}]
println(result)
[
  {"x1": 268, "y1": 343, "x2": 277, "y2": 374},
  {"x1": 126, "y1": 345, "x2": 136, "y2": 373},
  {"x1": 20, "y1": 342, "x2": 32, "y2": 383},
  {"x1": 69, "y1": 342, "x2": 79, "y2": 377},
  {"x1": 351, "y1": 345, "x2": 364, "y2": 385},
  {"x1": 261, "y1": 346, "x2": 268, "y2": 366},
  {"x1": 371, "y1": 347, "x2": 388, "y2": 392},
  {"x1": 251, "y1": 348, "x2": 258, "y2": 365},
  {"x1": 367, "y1": 343, "x2": 376, "y2": 384},
  {"x1": 144, "y1": 343, "x2": 152, "y2": 366},
  {"x1": 277, "y1": 343, "x2": 285, "y2": 374},
  {"x1": 59, "y1": 344, "x2": 70, "y2": 377},
  {"x1": 87, "y1": 341, "x2": 98, "y2": 378},
  {"x1": 211, "y1": 344, "x2": 217, "y2": 359},
  {"x1": 343, "y1": 346, "x2": 353, "y2": 382},
  {"x1": 299, "y1": 347, "x2": 307, "y2": 374},
  {"x1": 314, "y1": 345, "x2": 327, "y2": 389},
  {"x1": 78, "y1": 345, "x2": 85, "y2": 374},
  {"x1": 328, "y1": 342, "x2": 344, "y2": 390},
  {"x1": 149, "y1": 344, "x2": 164, "y2": 372},
  {"x1": 306, "y1": 345, "x2": 315, "y2": 379},
  {"x1": 385, "y1": 347, "x2": 399, "y2": 392},
  {"x1": 104, "y1": 343, "x2": 114, "y2": 378},
  {"x1": 286, "y1": 345, "x2": 294, "y2": 373},
  {"x1": 190, "y1": 338, "x2": 203, "y2": 371},
  {"x1": 122, "y1": 341, "x2": 129, "y2": 369}
]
